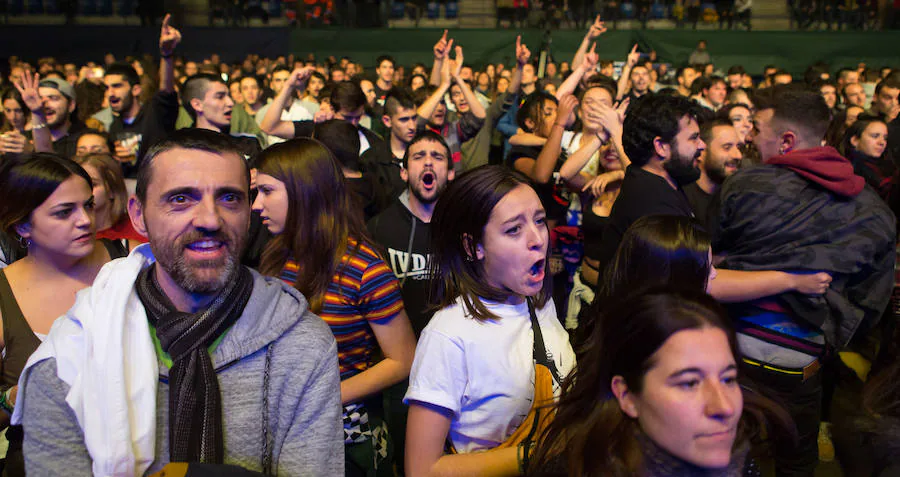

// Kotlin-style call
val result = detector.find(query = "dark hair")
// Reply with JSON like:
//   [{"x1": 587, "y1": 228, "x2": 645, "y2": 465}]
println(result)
[
  {"x1": 74, "y1": 153, "x2": 128, "y2": 225},
  {"x1": 708, "y1": 75, "x2": 727, "y2": 89},
  {"x1": 256, "y1": 138, "x2": 373, "y2": 313},
  {"x1": 804, "y1": 65, "x2": 830, "y2": 86},
  {"x1": 239, "y1": 74, "x2": 262, "y2": 89},
  {"x1": 402, "y1": 130, "x2": 452, "y2": 168},
  {"x1": 136, "y1": 128, "x2": 248, "y2": 204},
  {"x1": 271, "y1": 64, "x2": 291, "y2": 76},
  {"x1": 840, "y1": 115, "x2": 888, "y2": 159},
  {"x1": 429, "y1": 165, "x2": 551, "y2": 321},
  {"x1": 384, "y1": 89, "x2": 416, "y2": 118},
  {"x1": 875, "y1": 76, "x2": 900, "y2": 97},
  {"x1": 690, "y1": 75, "x2": 711, "y2": 97},
  {"x1": 581, "y1": 76, "x2": 617, "y2": 103},
  {"x1": 530, "y1": 289, "x2": 740, "y2": 476},
  {"x1": 376, "y1": 55, "x2": 395, "y2": 69},
  {"x1": 0, "y1": 153, "x2": 93, "y2": 238},
  {"x1": 105, "y1": 62, "x2": 141, "y2": 86},
  {"x1": 718, "y1": 102, "x2": 752, "y2": 122},
  {"x1": 699, "y1": 118, "x2": 736, "y2": 147},
  {"x1": 597, "y1": 215, "x2": 710, "y2": 306},
  {"x1": 181, "y1": 73, "x2": 227, "y2": 120},
  {"x1": 676, "y1": 66, "x2": 696, "y2": 80},
  {"x1": 726, "y1": 65, "x2": 746, "y2": 76},
  {"x1": 330, "y1": 81, "x2": 366, "y2": 113},
  {"x1": 0, "y1": 88, "x2": 30, "y2": 133},
  {"x1": 74, "y1": 80, "x2": 106, "y2": 123},
  {"x1": 407, "y1": 73, "x2": 428, "y2": 90},
  {"x1": 516, "y1": 92, "x2": 558, "y2": 133},
  {"x1": 622, "y1": 94, "x2": 704, "y2": 167},
  {"x1": 754, "y1": 86, "x2": 831, "y2": 143},
  {"x1": 313, "y1": 119, "x2": 361, "y2": 172}
]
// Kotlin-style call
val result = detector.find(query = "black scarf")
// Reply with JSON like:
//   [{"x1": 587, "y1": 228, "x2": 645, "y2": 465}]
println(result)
[{"x1": 136, "y1": 263, "x2": 254, "y2": 464}]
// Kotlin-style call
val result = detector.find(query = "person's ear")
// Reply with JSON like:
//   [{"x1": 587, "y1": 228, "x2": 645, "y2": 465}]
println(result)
[
  {"x1": 850, "y1": 134, "x2": 860, "y2": 150},
  {"x1": 14, "y1": 222, "x2": 32, "y2": 241},
  {"x1": 382, "y1": 115, "x2": 392, "y2": 129},
  {"x1": 462, "y1": 233, "x2": 482, "y2": 261},
  {"x1": 525, "y1": 118, "x2": 536, "y2": 132},
  {"x1": 400, "y1": 164, "x2": 409, "y2": 183},
  {"x1": 447, "y1": 168, "x2": 455, "y2": 182},
  {"x1": 190, "y1": 97, "x2": 204, "y2": 116},
  {"x1": 653, "y1": 136, "x2": 671, "y2": 160},
  {"x1": 128, "y1": 196, "x2": 148, "y2": 237},
  {"x1": 780, "y1": 130, "x2": 797, "y2": 155},
  {"x1": 611, "y1": 376, "x2": 639, "y2": 418},
  {"x1": 132, "y1": 83, "x2": 143, "y2": 100}
]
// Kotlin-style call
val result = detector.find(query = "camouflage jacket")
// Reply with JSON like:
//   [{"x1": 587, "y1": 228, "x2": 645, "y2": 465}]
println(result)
[{"x1": 712, "y1": 149, "x2": 896, "y2": 348}]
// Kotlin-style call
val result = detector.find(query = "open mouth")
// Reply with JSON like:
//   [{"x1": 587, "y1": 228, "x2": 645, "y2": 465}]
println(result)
[
  {"x1": 529, "y1": 259, "x2": 545, "y2": 282},
  {"x1": 186, "y1": 239, "x2": 225, "y2": 255},
  {"x1": 422, "y1": 171, "x2": 435, "y2": 189},
  {"x1": 73, "y1": 233, "x2": 92, "y2": 242}
]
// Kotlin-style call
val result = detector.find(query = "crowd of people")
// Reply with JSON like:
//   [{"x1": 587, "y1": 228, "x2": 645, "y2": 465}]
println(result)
[{"x1": 0, "y1": 13, "x2": 899, "y2": 477}]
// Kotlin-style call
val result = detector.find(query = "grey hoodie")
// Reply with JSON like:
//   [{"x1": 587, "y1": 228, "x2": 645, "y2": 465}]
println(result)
[{"x1": 20, "y1": 270, "x2": 344, "y2": 476}]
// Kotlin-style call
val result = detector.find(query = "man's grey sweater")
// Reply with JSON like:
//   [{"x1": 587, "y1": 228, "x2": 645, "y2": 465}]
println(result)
[{"x1": 19, "y1": 270, "x2": 344, "y2": 476}]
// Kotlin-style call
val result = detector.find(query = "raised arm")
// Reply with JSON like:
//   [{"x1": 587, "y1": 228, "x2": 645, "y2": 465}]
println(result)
[
  {"x1": 430, "y1": 30, "x2": 450, "y2": 87},
  {"x1": 14, "y1": 73, "x2": 52, "y2": 153},
  {"x1": 260, "y1": 66, "x2": 313, "y2": 139},
  {"x1": 507, "y1": 36, "x2": 531, "y2": 96},
  {"x1": 526, "y1": 94, "x2": 578, "y2": 184},
  {"x1": 449, "y1": 46, "x2": 486, "y2": 119},
  {"x1": 616, "y1": 44, "x2": 640, "y2": 101},
  {"x1": 158, "y1": 13, "x2": 181, "y2": 94},
  {"x1": 418, "y1": 58, "x2": 452, "y2": 123},
  {"x1": 572, "y1": 16, "x2": 607, "y2": 74},
  {"x1": 557, "y1": 43, "x2": 598, "y2": 100}
]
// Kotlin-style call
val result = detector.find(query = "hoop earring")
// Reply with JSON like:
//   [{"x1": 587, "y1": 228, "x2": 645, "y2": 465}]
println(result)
[{"x1": 16, "y1": 235, "x2": 31, "y2": 249}]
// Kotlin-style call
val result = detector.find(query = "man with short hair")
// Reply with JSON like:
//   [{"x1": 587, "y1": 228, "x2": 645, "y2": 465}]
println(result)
[
  {"x1": 37, "y1": 77, "x2": 89, "y2": 158},
  {"x1": 373, "y1": 55, "x2": 395, "y2": 104},
  {"x1": 676, "y1": 65, "x2": 700, "y2": 97},
  {"x1": 688, "y1": 39, "x2": 712, "y2": 65},
  {"x1": 815, "y1": 79, "x2": 839, "y2": 110},
  {"x1": 378, "y1": 91, "x2": 419, "y2": 194},
  {"x1": 103, "y1": 16, "x2": 181, "y2": 178},
  {"x1": 75, "y1": 131, "x2": 112, "y2": 157},
  {"x1": 683, "y1": 118, "x2": 742, "y2": 223},
  {"x1": 871, "y1": 76, "x2": 900, "y2": 160},
  {"x1": 837, "y1": 67, "x2": 860, "y2": 92},
  {"x1": 772, "y1": 70, "x2": 793, "y2": 85},
  {"x1": 239, "y1": 75, "x2": 266, "y2": 115},
  {"x1": 16, "y1": 128, "x2": 344, "y2": 476},
  {"x1": 711, "y1": 88, "x2": 895, "y2": 477},
  {"x1": 726, "y1": 65, "x2": 747, "y2": 90},
  {"x1": 598, "y1": 94, "x2": 707, "y2": 266},
  {"x1": 696, "y1": 75, "x2": 727, "y2": 111},
  {"x1": 843, "y1": 82, "x2": 868, "y2": 108},
  {"x1": 255, "y1": 65, "x2": 312, "y2": 146}
]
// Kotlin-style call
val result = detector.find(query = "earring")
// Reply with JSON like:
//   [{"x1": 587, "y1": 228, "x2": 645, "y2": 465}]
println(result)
[{"x1": 17, "y1": 235, "x2": 31, "y2": 249}]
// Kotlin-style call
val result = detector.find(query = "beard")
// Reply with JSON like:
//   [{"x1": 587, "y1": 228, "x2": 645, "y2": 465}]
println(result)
[
  {"x1": 410, "y1": 175, "x2": 448, "y2": 205},
  {"x1": 664, "y1": 146, "x2": 702, "y2": 186},
  {"x1": 146, "y1": 228, "x2": 245, "y2": 295}
]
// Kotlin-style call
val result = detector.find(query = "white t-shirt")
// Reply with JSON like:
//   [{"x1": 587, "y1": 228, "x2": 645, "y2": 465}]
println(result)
[{"x1": 404, "y1": 297, "x2": 575, "y2": 454}]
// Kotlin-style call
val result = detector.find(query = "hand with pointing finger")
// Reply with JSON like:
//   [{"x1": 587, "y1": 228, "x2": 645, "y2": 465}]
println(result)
[
  {"x1": 626, "y1": 44, "x2": 640, "y2": 67},
  {"x1": 159, "y1": 14, "x2": 182, "y2": 57}
]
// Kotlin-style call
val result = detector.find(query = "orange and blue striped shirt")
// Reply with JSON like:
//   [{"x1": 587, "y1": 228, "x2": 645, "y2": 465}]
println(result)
[{"x1": 280, "y1": 240, "x2": 404, "y2": 380}]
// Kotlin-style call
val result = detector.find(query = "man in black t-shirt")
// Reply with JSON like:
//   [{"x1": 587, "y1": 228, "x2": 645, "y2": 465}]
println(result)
[
  {"x1": 683, "y1": 118, "x2": 743, "y2": 228},
  {"x1": 597, "y1": 94, "x2": 707, "y2": 267}
]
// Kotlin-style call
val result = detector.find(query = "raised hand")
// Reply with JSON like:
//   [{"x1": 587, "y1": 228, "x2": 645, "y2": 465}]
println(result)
[
  {"x1": 626, "y1": 44, "x2": 640, "y2": 67},
  {"x1": 556, "y1": 94, "x2": 579, "y2": 128},
  {"x1": 433, "y1": 30, "x2": 450, "y2": 59},
  {"x1": 614, "y1": 97, "x2": 630, "y2": 123},
  {"x1": 581, "y1": 43, "x2": 598, "y2": 72},
  {"x1": 314, "y1": 102, "x2": 335, "y2": 123},
  {"x1": 450, "y1": 45, "x2": 464, "y2": 77},
  {"x1": 515, "y1": 36, "x2": 531, "y2": 67},
  {"x1": 593, "y1": 103, "x2": 623, "y2": 140},
  {"x1": 582, "y1": 170, "x2": 624, "y2": 197},
  {"x1": 159, "y1": 14, "x2": 182, "y2": 56},
  {"x1": 289, "y1": 66, "x2": 315, "y2": 89},
  {"x1": 587, "y1": 16, "x2": 607, "y2": 39},
  {"x1": 13, "y1": 72, "x2": 43, "y2": 113},
  {"x1": 0, "y1": 130, "x2": 28, "y2": 155}
]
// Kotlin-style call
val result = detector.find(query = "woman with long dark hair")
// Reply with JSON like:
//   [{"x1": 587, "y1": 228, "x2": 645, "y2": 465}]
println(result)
[
  {"x1": 0, "y1": 153, "x2": 122, "y2": 475},
  {"x1": 251, "y1": 138, "x2": 416, "y2": 477},
  {"x1": 530, "y1": 290, "x2": 754, "y2": 476},
  {"x1": 404, "y1": 165, "x2": 576, "y2": 476}
]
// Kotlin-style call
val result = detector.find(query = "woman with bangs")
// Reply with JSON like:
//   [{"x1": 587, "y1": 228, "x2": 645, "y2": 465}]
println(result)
[
  {"x1": 0, "y1": 153, "x2": 122, "y2": 476},
  {"x1": 251, "y1": 138, "x2": 416, "y2": 477},
  {"x1": 404, "y1": 165, "x2": 576, "y2": 477}
]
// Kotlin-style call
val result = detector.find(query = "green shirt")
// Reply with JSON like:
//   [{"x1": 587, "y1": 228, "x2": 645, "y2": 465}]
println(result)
[{"x1": 148, "y1": 323, "x2": 231, "y2": 369}]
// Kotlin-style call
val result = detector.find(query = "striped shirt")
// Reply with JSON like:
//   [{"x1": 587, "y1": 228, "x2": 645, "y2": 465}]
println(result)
[{"x1": 280, "y1": 240, "x2": 404, "y2": 379}]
